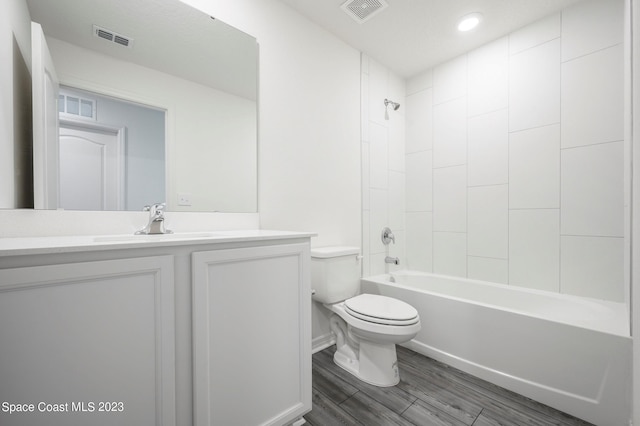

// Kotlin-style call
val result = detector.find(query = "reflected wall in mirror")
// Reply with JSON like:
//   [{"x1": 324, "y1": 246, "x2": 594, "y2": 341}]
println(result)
[{"x1": 26, "y1": 0, "x2": 258, "y2": 212}]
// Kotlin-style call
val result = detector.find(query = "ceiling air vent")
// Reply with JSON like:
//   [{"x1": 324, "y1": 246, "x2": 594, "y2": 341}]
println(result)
[
  {"x1": 93, "y1": 25, "x2": 133, "y2": 48},
  {"x1": 341, "y1": 0, "x2": 388, "y2": 23}
]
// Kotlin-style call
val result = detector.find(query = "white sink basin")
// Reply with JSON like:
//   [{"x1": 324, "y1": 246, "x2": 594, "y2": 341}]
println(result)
[{"x1": 93, "y1": 232, "x2": 220, "y2": 243}]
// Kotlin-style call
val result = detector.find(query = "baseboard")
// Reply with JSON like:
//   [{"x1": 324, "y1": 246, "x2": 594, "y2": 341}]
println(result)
[{"x1": 312, "y1": 333, "x2": 335, "y2": 354}]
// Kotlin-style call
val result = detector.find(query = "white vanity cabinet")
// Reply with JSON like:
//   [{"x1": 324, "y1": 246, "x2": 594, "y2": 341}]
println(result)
[
  {"x1": 192, "y1": 243, "x2": 311, "y2": 426},
  {"x1": 0, "y1": 231, "x2": 312, "y2": 426},
  {"x1": 0, "y1": 255, "x2": 176, "y2": 426}
]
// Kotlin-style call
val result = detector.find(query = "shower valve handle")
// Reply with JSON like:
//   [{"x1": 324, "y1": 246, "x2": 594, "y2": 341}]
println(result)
[{"x1": 381, "y1": 227, "x2": 395, "y2": 245}]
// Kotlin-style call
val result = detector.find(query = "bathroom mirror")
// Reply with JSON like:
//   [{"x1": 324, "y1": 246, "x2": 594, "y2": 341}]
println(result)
[{"x1": 26, "y1": 0, "x2": 258, "y2": 212}]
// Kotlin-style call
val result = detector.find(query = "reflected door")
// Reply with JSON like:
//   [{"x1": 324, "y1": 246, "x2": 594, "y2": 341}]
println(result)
[
  {"x1": 31, "y1": 22, "x2": 60, "y2": 209},
  {"x1": 59, "y1": 124, "x2": 124, "y2": 210}
]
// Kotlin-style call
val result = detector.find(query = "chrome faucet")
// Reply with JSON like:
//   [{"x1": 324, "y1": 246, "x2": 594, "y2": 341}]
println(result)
[
  {"x1": 136, "y1": 203, "x2": 172, "y2": 235},
  {"x1": 385, "y1": 256, "x2": 400, "y2": 265},
  {"x1": 381, "y1": 227, "x2": 395, "y2": 245}
]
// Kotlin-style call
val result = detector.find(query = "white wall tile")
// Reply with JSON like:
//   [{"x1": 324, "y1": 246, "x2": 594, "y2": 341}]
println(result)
[
  {"x1": 433, "y1": 97, "x2": 467, "y2": 168},
  {"x1": 369, "y1": 252, "x2": 388, "y2": 276},
  {"x1": 406, "y1": 151, "x2": 432, "y2": 212},
  {"x1": 509, "y1": 13, "x2": 561, "y2": 55},
  {"x1": 433, "y1": 55, "x2": 467, "y2": 104},
  {"x1": 388, "y1": 171, "x2": 405, "y2": 230},
  {"x1": 468, "y1": 109, "x2": 508, "y2": 186},
  {"x1": 361, "y1": 58, "x2": 407, "y2": 277},
  {"x1": 388, "y1": 113, "x2": 406, "y2": 172},
  {"x1": 468, "y1": 256, "x2": 508, "y2": 284},
  {"x1": 406, "y1": 212, "x2": 433, "y2": 272},
  {"x1": 406, "y1": 89, "x2": 432, "y2": 154},
  {"x1": 369, "y1": 122, "x2": 388, "y2": 189},
  {"x1": 407, "y1": 69, "x2": 432, "y2": 96},
  {"x1": 361, "y1": 72, "x2": 370, "y2": 142},
  {"x1": 361, "y1": 141, "x2": 370, "y2": 210},
  {"x1": 388, "y1": 73, "x2": 406, "y2": 111},
  {"x1": 561, "y1": 141, "x2": 624, "y2": 237},
  {"x1": 509, "y1": 209, "x2": 560, "y2": 292},
  {"x1": 561, "y1": 44, "x2": 624, "y2": 148},
  {"x1": 368, "y1": 58, "x2": 388, "y2": 125},
  {"x1": 433, "y1": 165, "x2": 466, "y2": 232},
  {"x1": 362, "y1": 210, "x2": 371, "y2": 277},
  {"x1": 369, "y1": 189, "x2": 388, "y2": 254},
  {"x1": 468, "y1": 185, "x2": 508, "y2": 259},
  {"x1": 468, "y1": 38, "x2": 508, "y2": 117},
  {"x1": 561, "y1": 0, "x2": 624, "y2": 61},
  {"x1": 561, "y1": 236, "x2": 624, "y2": 301},
  {"x1": 509, "y1": 39, "x2": 560, "y2": 131},
  {"x1": 361, "y1": 54, "x2": 370, "y2": 75},
  {"x1": 433, "y1": 232, "x2": 467, "y2": 278},
  {"x1": 509, "y1": 124, "x2": 560, "y2": 209}
]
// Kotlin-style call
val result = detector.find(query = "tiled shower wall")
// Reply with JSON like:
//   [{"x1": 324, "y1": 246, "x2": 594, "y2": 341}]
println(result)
[
  {"x1": 361, "y1": 56, "x2": 407, "y2": 277},
  {"x1": 404, "y1": 0, "x2": 626, "y2": 301}
]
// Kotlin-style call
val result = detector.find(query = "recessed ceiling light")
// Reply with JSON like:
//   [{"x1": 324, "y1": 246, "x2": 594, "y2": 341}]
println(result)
[{"x1": 457, "y1": 13, "x2": 482, "y2": 32}]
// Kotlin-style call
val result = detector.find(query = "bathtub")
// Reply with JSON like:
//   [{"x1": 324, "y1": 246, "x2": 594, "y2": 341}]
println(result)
[{"x1": 361, "y1": 271, "x2": 632, "y2": 426}]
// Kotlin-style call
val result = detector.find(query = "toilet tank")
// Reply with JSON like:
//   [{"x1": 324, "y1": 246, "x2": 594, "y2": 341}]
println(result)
[{"x1": 311, "y1": 246, "x2": 361, "y2": 304}]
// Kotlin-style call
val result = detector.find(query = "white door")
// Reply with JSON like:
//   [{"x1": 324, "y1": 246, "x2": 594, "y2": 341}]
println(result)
[
  {"x1": 59, "y1": 124, "x2": 124, "y2": 210},
  {"x1": 31, "y1": 22, "x2": 60, "y2": 209}
]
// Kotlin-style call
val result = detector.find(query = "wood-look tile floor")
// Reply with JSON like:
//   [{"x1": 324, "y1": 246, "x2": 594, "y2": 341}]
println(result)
[{"x1": 304, "y1": 345, "x2": 594, "y2": 426}]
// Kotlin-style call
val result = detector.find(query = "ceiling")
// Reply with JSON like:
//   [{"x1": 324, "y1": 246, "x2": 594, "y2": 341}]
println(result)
[{"x1": 277, "y1": 0, "x2": 583, "y2": 78}]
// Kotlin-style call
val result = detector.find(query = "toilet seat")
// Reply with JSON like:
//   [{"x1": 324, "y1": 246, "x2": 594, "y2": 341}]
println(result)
[{"x1": 345, "y1": 294, "x2": 419, "y2": 326}]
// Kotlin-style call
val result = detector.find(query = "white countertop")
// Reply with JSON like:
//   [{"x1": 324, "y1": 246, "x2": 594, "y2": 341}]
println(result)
[{"x1": 0, "y1": 230, "x2": 315, "y2": 257}]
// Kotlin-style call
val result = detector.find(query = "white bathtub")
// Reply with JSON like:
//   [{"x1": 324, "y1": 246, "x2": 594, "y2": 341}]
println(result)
[{"x1": 361, "y1": 271, "x2": 632, "y2": 426}]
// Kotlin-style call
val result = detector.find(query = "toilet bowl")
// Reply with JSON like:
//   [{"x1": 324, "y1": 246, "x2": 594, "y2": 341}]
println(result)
[
  {"x1": 325, "y1": 294, "x2": 420, "y2": 386},
  {"x1": 311, "y1": 247, "x2": 421, "y2": 387}
]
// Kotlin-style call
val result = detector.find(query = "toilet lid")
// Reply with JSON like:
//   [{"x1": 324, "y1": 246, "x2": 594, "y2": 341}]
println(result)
[{"x1": 345, "y1": 294, "x2": 419, "y2": 326}]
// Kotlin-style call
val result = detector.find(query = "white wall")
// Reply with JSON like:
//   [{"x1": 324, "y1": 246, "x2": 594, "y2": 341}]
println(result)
[
  {"x1": 404, "y1": 0, "x2": 627, "y2": 302},
  {"x1": 361, "y1": 55, "x2": 407, "y2": 276}
]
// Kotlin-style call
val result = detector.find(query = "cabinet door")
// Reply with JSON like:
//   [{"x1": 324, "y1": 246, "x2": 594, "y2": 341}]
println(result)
[
  {"x1": 193, "y1": 243, "x2": 311, "y2": 426},
  {"x1": 0, "y1": 256, "x2": 176, "y2": 426}
]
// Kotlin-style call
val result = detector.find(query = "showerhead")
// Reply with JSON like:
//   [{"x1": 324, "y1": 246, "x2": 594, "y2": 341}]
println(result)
[
  {"x1": 384, "y1": 98, "x2": 400, "y2": 120},
  {"x1": 384, "y1": 99, "x2": 400, "y2": 110}
]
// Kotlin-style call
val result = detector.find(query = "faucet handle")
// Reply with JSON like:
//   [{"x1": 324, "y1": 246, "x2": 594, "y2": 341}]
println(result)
[
  {"x1": 144, "y1": 202, "x2": 164, "y2": 213},
  {"x1": 143, "y1": 203, "x2": 166, "y2": 211},
  {"x1": 381, "y1": 227, "x2": 395, "y2": 245}
]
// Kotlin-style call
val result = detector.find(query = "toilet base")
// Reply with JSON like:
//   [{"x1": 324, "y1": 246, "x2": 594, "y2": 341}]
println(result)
[{"x1": 334, "y1": 340, "x2": 399, "y2": 387}]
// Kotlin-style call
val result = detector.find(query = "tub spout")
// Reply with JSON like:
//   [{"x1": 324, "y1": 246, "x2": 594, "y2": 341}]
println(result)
[{"x1": 385, "y1": 256, "x2": 399, "y2": 265}]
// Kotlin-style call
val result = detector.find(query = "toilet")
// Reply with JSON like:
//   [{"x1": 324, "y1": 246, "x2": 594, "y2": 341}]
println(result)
[{"x1": 311, "y1": 246, "x2": 421, "y2": 387}]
